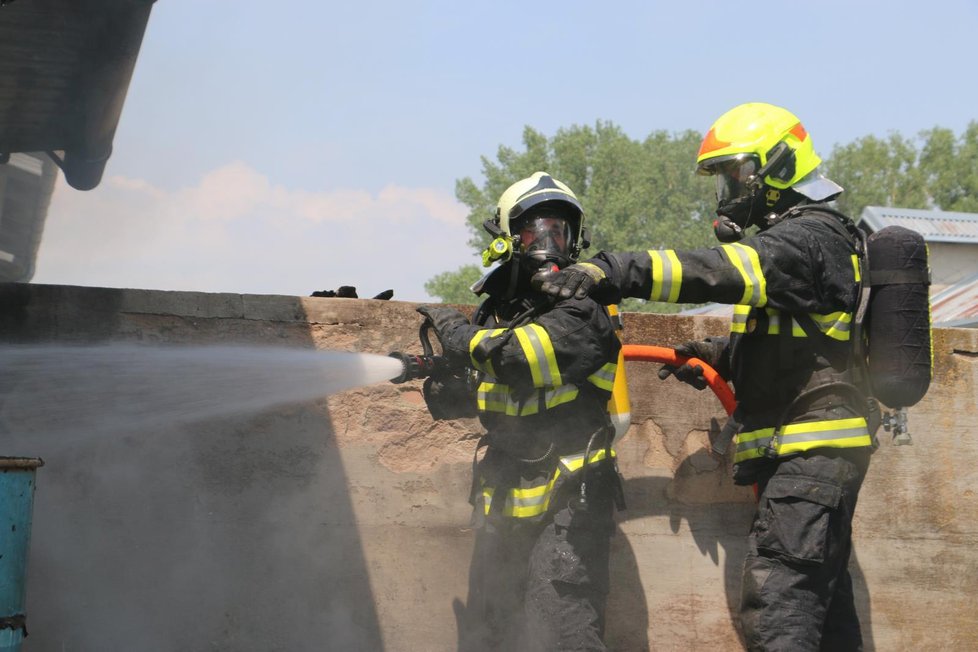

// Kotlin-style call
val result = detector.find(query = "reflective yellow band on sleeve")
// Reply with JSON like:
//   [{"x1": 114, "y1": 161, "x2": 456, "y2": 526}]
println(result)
[
  {"x1": 649, "y1": 249, "x2": 682, "y2": 302},
  {"x1": 513, "y1": 323, "x2": 562, "y2": 388},
  {"x1": 720, "y1": 243, "x2": 767, "y2": 307},
  {"x1": 469, "y1": 328, "x2": 507, "y2": 375}
]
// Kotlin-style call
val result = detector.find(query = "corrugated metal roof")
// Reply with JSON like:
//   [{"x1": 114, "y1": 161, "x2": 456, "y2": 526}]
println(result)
[
  {"x1": 860, "y1": 206, "x2": 978, "y2": 243},
  {"x1": 0, "y1": 152, "x2": 58, "y2": 282},
  {"x1": 931, "y1": 273, "x2": 978, "y2": 328},
  {"x1": 0, "y1": 0, "x2": 155, "y2": 190}
]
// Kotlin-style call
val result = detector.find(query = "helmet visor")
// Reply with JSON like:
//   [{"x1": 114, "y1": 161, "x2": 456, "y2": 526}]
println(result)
[
  {"x1": 517, "y1": 215, "x2": 573, "y2": 259},
  {"x1": 702, "y1": 155, "x2": 760, "y2": 203}
]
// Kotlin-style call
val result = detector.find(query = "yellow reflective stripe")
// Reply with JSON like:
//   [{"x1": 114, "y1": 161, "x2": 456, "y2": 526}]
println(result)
[
  {"x1": 469, "y1": 328, "x2": 506, "y2": 375},
  {"x1": 476, "y1": 380, "x2": 508, "y2": 412},
  {"x1": 476, "y1": 383, "x2": 579, "y2": 416},
  {"x1": 851, "y1": 254, "x2": 861, "y2": 283},
  {"x1": 587, "y1": 361, "x2": 617, "y2": 392},
  {"x1": 559, "y1": 447, "x2": 614, "y2": 473},
  {"x1": 731, "y1": 304, "x2": 750, "y2": 333},
  {"x1": 482, "y1": 447, "x2": 617, "y2": 518},
  {"x1": 513, "y1": 323, "x2": 561, "y2": 388},
  {"x1": 766, "y1": 310, "x2": 805, "y2": 337},
  {"x1": 740, "y1": 309, "x2": 851, "y2": 341},
  {"x1": 720, "y1": 243, "x2": 768, "y2": 307},
  {"x1": 734, "y1": 417, "x2": 871, "y2": 462},
  {"x1": 482, "y1": 474, "x2": 560, "y2": 518},
  {"x1": 808, "y1": 311, "x2": 852, "y2": 341},
  {"x1": 542, "y1": 385, "x2": 579, "y2": 411},
  {"x1": 777, "y1": 418, "x2": 873, "y2": 455},
  {"x1": 649, "y1": 249, "x2": 682, "y2": 302}
]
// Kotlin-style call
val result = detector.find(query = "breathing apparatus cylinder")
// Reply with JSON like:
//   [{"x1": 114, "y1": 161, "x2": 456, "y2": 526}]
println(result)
[{"x1": 865, "y1": 225, "x2": 932, "y2": 409}]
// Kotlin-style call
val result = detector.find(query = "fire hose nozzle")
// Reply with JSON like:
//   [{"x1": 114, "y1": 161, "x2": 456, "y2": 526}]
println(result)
[{"x1": 388, "y1": 351, "x2": 444, "y2": 383}]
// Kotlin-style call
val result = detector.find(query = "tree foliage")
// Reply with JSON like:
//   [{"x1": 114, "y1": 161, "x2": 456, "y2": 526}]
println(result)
[
  {"x1": 428, "y1": 122, "x2": 715, "y2": 307},
  {"x1": 825, "y1": 121, "x2": 978, "y2": 217},
  {"x1": 428, "y1": 120, "x2": 978, "y2": 306}
]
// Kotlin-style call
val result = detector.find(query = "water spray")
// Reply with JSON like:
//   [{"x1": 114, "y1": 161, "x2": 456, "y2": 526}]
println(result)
[{"x1": 0, "y1": 343, "x2": 405, "y2": 445}]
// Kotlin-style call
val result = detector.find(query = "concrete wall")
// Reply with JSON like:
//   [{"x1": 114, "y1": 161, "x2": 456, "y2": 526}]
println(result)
[{"x1": 1, "y1": 283, "x2": 975, "y2": 651}]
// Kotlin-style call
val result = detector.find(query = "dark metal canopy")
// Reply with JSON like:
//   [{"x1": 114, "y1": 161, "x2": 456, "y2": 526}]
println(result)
[{"x1": 0, "y1": 0, "x2": 156, "y2": 190}]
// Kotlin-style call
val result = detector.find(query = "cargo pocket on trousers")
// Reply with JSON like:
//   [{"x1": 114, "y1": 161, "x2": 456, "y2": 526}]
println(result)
[
  {"x1": 754, "y1": 475, "x2": 842, "y2": 565},
  {"x1": 546, "y1": 509, "x2": 611, "y2": 595}
]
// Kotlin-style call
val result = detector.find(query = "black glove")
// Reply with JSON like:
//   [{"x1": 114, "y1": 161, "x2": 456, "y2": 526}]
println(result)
[
  {"x1": 532, "y1": 262, "x2": 620, "y2": 303},
  {"x1": 416, "y1": 305, "x2": 470, "y2": 361},
  {"x1": 422, "y1": 374, "x2": 478, "y2": 420},
  {"x1": 657, "y1": 338, "x2": 730, "y2": 390}
]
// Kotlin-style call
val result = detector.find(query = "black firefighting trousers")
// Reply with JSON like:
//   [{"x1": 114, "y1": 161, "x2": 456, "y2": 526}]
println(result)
[
  {"x1": 740, "y1": 449, "x2": 871, "y2": 652},
  {"x1": 457, "y1": 479, "x2": 616, "y2": 652}
]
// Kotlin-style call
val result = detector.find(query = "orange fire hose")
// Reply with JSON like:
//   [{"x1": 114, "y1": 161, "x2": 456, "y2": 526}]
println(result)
[
  {"x1": 622, "y1": 344, "x2": 761, "y2": 498},
  {"x1": 621, "y1": 344, "x2": 736, "y2": 416}
]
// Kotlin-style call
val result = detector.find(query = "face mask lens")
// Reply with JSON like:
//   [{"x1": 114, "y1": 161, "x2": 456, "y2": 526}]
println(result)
[
  {"x1": 518, "y1": 216, "x2": 571, "y2": 257},
  {"x1": 712, "y1": 156, "x2": 759, "y2": 202}
]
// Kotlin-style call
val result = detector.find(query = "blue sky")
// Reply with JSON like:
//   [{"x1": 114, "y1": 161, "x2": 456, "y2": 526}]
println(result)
[{"x1": 33, "y1": 0, "x2": 978, "y2": 301}]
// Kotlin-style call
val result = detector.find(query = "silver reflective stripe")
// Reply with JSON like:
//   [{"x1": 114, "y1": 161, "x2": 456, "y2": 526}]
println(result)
[{"x1": 780, "y1": 425, "x2": 868, "y2": 445}]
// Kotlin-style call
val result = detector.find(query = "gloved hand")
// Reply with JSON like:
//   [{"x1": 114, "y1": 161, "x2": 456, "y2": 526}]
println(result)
[
  {"x1": 416, "y1": 305, "x2": 469, "y2": 341},
  {"x1": 422, "y1": 374, "x2": 478, "y2": 421},
  {"x1": 657, "y1": 338, "x2": 730, "y2": 390},
  {"x1": 416, "y1": 306, "x2": 470, "y2": 364},
  {"x1": 532, "y1": 262, "x2": 619, "y2": 302}
]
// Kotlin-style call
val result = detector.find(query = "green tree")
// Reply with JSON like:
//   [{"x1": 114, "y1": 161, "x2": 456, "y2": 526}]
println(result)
[
  {"x1": 428, "y1": 122, "x2": 716, "y2": 309},
  {"x1": 423, "y1": 265, "x2": 483, "y2": 305},
  {"x1": 432, "y1": 121, "x2": 978, "y2": 307},
  {"x1": 824, "y1": 132, "x2": 928, "y2": 218},
  {"x1": 919, "y1": 121, "x2": 978, "y2": 212}
]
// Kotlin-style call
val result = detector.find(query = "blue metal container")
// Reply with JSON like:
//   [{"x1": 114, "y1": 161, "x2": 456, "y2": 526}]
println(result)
[{"x1": 0, "y1": 458, "x2": 43, "y2": 652}]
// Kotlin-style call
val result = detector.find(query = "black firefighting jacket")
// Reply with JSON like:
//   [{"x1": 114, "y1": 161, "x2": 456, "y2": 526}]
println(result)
[
  {"x1": 592, "y1": 205, "x2": 874, "y2": 483},
  {"x1": 434, "y1": 265, "x2": 621, "y2": 519}
]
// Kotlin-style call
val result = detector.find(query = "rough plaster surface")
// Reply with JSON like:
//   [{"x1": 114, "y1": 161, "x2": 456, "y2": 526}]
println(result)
[{"x1": 1, "y1": 284, "x2": 975, "y2": 651}]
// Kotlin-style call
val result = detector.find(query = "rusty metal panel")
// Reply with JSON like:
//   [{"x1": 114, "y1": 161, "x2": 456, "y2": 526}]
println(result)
[
  {"x1": 860, "y1": 206, "x2": 978, "y2": 243},
  {"x1": 931, "y1": 273, "x2": 978, "y2": 327}
]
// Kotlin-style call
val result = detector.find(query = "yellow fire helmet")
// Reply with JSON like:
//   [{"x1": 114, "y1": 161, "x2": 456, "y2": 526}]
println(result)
[{"x1": 696, "y1": 102, "x2": 823, "y2": 192}]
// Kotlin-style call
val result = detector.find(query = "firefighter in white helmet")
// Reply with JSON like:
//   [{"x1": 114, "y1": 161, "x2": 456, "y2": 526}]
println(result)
[{"x1": 417, "y1": 172, "x2": 625, "y2": 651}]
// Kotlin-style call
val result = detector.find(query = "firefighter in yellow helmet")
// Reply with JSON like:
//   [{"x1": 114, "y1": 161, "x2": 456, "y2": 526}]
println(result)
[
  {"x1": 417, "y1": 172, "x2": 625, "y2": 650},
  {"x1": 536, "y1": 104, "x2": 874, "y2": 651}
]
